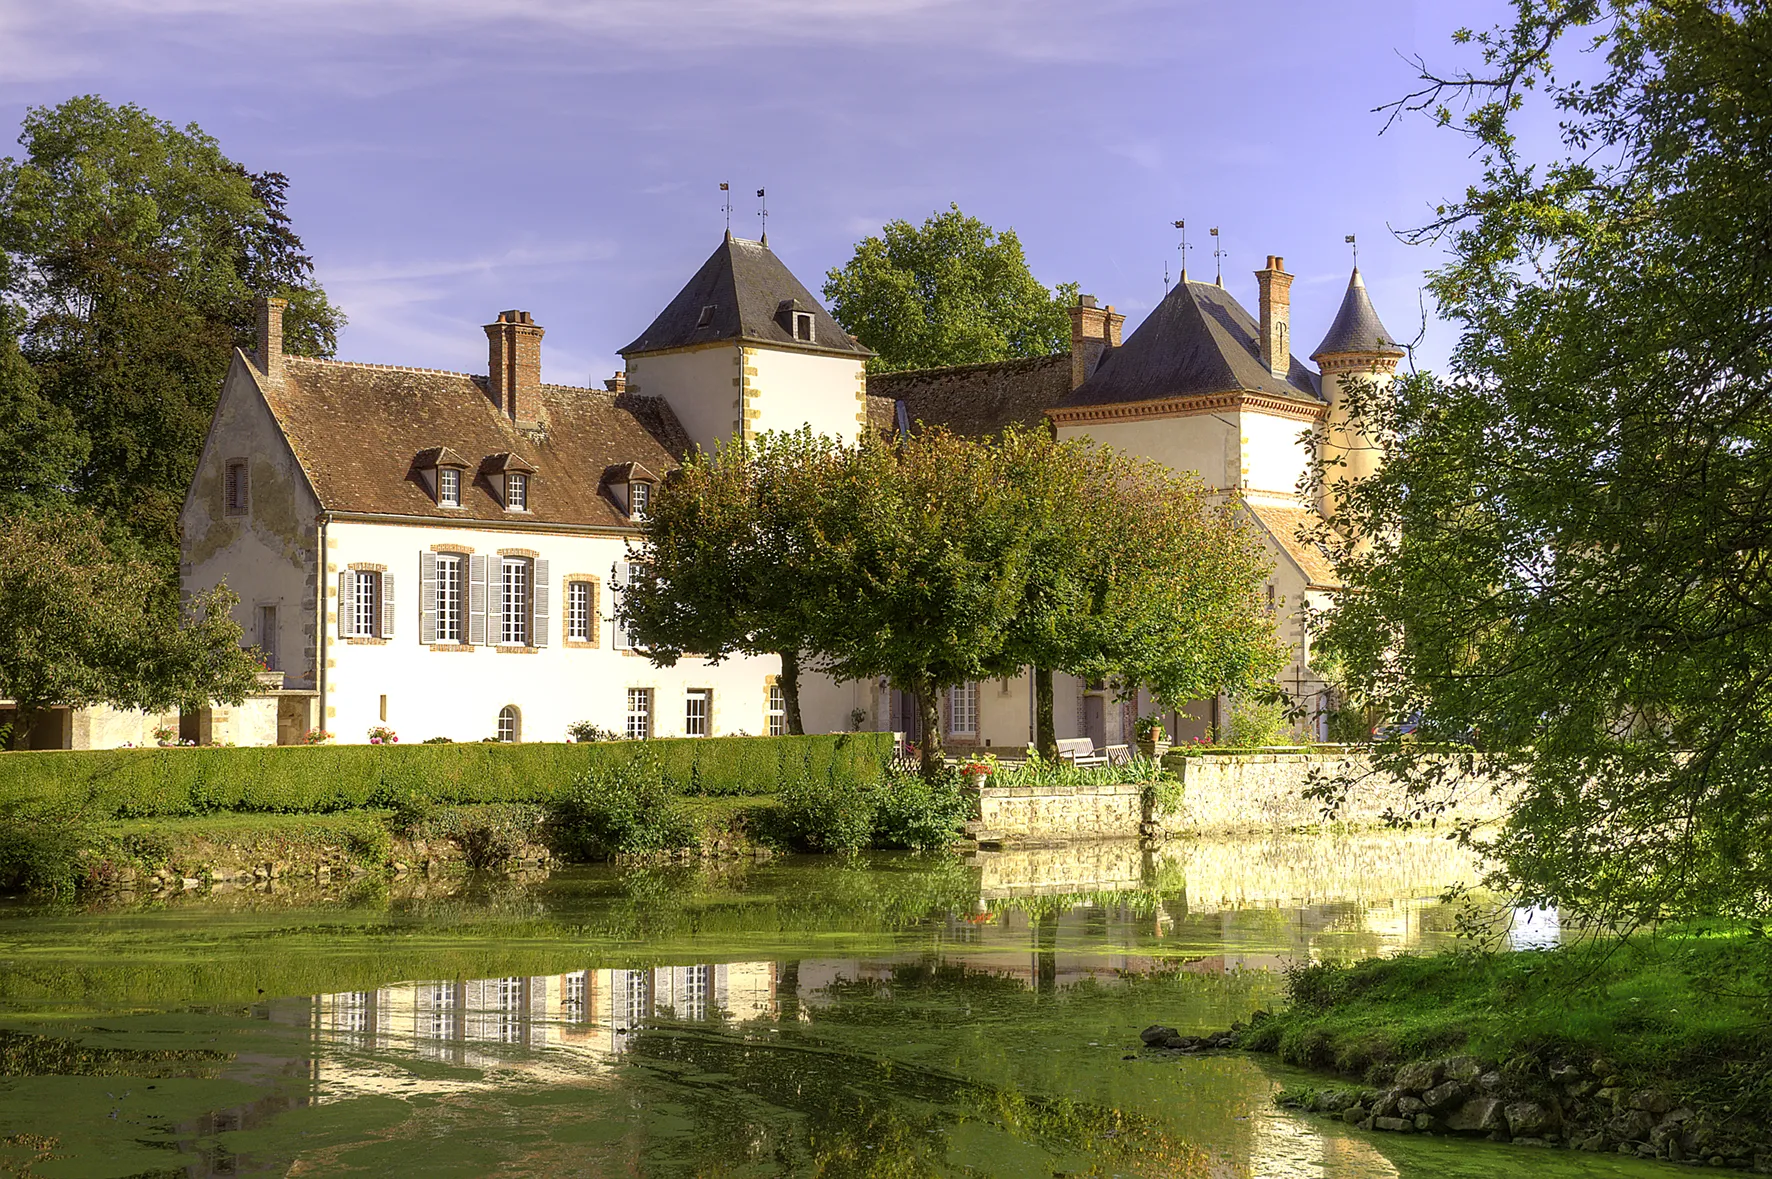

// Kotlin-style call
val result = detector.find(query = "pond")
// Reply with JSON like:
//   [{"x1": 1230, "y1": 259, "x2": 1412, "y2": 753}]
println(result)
[{"x1": 0, "y1": 833, "x2": 1672, "y2": 1178}]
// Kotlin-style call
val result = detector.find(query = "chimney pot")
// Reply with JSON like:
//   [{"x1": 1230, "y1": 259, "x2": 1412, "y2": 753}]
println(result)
[
  {"x1": 255, "y1": 295, "x2": 287, "y2": 385},
  {"x1": 486, "y1": 310, "x2": 545, "y2": 426},
  {"x1": 605, "y1": 371, "x2": 627, "y2": 393}
]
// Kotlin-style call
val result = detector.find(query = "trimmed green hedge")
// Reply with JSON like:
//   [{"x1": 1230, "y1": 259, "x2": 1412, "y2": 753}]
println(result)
[{"x1": 0, "y1": 734, "x2": 891, "y2": 819}]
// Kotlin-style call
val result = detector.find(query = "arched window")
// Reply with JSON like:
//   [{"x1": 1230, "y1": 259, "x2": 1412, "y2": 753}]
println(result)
[{"x1": 497, "y1": 705, "x2": 520, "y2": 743}]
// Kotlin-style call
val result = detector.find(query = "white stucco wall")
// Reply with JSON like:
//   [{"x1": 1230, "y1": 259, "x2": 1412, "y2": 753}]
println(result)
[
  {"x1": 746, "y1": 347, "x2": 867, "y2": 445},
  {"x1": 1237, "y1": 409, "x2": 1317, "y2": 497},
  {"x1": 623, "y1": 343, "x2": 742, "y2": 455},
  {"x1": 321, "y1": 519, "x2": 777, "y2": 744},
  {"x1": 1055, "y1": 414, "x2": 1239, "y2": 490},
  {"x1": 181, "y1": 353, "x2": 322, "y2": 688}
]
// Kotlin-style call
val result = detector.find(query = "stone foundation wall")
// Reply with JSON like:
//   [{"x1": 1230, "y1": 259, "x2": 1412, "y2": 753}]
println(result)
[
  {"x1": 973, "y1": 752, "x2": 1510, "y2": 844},
  {"x1": 975, "y1": 783, "x2": 1144, "y2": 841},
  {"x1": 1167, "y1": 751, "x2": 1512, "y2": 835}
]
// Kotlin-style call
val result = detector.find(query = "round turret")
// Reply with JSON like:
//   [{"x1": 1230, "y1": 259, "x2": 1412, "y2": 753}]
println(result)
[{"x1": 1314, "y1": 267, "x2": 1404, "y2": 521}]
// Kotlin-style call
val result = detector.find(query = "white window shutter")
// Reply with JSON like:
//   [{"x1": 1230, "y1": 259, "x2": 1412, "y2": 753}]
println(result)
[
  {"x1": 468, "y1": 554, "x2": 488, "y2": 645},
  {"x1": 612, "y1": 561, "x2": 631, "y2": 650},
  {"x1": 532, "y1": 558, "x2": 550, "y2": 647},
  {"x1": 380, "y1": 572, "x2": 396, "y2": 639},
  {"x1": 420, "y1": 551, "x2": 437, "y2": 645},
  {"x1": 338, "y1": 572, "x2": 355, "y2": 637}
]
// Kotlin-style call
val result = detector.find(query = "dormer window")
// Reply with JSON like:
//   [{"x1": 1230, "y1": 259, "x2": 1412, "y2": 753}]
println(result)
[
  {"x1": 481, "y1": 453, "x2": 536, "y2": 513},
  {"x1": 438, "y1": 467, "x2": 461, "y2": 507},
  {"x1": 629, "y1": 480, "x2": 651, "y2": 520},
  {"x1": 506, "y1": 471, "x2": 528, "y2": 511},
  {"x1": 793, "y1": 312, "x2": 814, "y2": 342},
  {"x1": 776, "y1": 298, "x2": 815, "y2": 344},
  {"x1": 696, "y1": 304, "x2": 716, "y2": 328}
]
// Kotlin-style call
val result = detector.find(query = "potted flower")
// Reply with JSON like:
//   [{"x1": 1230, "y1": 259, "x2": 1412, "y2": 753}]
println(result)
[
  {"x1": 961, "y1": 754, "x2": 996, "y2": 791},
  {"x1": 367, "y1": 725, "x2": 398, "y2": 745},
  {"x1": 1134, "y1": 715, "x2": 1171, "y2": 761},
  {"x1": 302, "y1": 728, "x2": 335, "y2": 745},
  {"x1": 152, "y1": 724, "x2": 179, "y2": 748}
]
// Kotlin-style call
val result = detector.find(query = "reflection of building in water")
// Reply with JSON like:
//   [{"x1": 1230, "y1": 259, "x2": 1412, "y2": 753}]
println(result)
[{"x1": 296, "y1": 962, "x2": 778, "y2": 1099}]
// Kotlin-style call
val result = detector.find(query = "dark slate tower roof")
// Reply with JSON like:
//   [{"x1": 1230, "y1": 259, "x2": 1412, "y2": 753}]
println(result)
[
  {"x1": 1057, "y1": 279, "x2": 1319, "y2": 409},
  {"x1": 1312, "y1": 267, "x2": 1405, "y2": 359},
  {"x1": 621, "y1": 233, "x2": 871, "y2": 358}
]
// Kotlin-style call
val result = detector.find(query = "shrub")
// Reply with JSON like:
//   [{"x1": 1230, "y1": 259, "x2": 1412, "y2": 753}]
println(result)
[
  {"x1": 421, "y1": 736, "x2": 453, "y2": 744},
  {"x1": 549, "y1": 753, "x2": 698, "y2": 859},
  {"x1": 445, "y1": 804, "x2": 546, "y2": 870},
  {"x1": 1226, "y1": 695, "x2": 1291, "y2": 748},
  {"x1": 777, "y1": 770, "x2": 877, "y2": 853},
  {"x1": 871, "y1": 766, "x2": 968, "y2": 851},
  {"x1": 0, "y1": 734, "x2": 894, "y2": 820},
  {"x1": 565, "y1": 721, "x2": 619, "y2": 743},
  {"x1": 0, "y1": 802, "x2": 92, "y2": 895}
]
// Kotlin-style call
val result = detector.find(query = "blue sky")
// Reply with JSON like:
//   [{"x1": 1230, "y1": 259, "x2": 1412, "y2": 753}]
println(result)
[{"x1": 1, "y1": 0, "x2": 1527, "y2": 384}]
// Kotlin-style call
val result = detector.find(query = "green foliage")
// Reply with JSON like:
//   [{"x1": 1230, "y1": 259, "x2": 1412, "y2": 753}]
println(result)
[
  {"x1": 0, "y1": 733, "x2": 892, "y2": 819},
  {"x1": 0, "y1": 507, "x2": 259, "y2": 747},
  {"x1": 0, "y1": 96, "x2": 343, "y2": 561},
  {"x1": 1226, "y1": 695, "x2": 1290, "y2": 749},
  {"x1": 822, "y1": 204, "x2": 1076, "y2": 373},
  {"x1": 564, "y1": 721, "x2": 618, "y2": 743},
  {"x1": 778, "y1": 764, "x2": 967, "y2": 853},
  {"x1": 0, "y1": 801, "x2": 94, "y2": 895},
  {"x1": 623, "y1": 428, "x2": 850, "y2": 734},
  {"x1": 426, "y1": 804, "x2": 547, "y2": 871},
  {"x1": 550, "y1": 752, "x2": 697, "y2": 859},
  {"x1": 1314, "y1": 3, "x2": 1772, "y2": 925},
  {"x1": 990, "y1": 752, "x2": 1167, "y2": 790}
]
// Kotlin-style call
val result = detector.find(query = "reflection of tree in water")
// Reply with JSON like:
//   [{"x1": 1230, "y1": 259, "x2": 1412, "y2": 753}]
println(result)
[{"x1": 618, "y1": 1019, "x2": 1212, "y2": 1177}]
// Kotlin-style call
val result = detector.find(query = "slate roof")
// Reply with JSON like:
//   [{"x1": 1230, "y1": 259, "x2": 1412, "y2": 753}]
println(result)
[
  {"x1": 1056, "y1": 280, "x2": 1320, "y2": 409},
  {"x1": 259, "y1": 355, "x2": 689, "y2": 528},
  {"x1": 1312, "y1": 267, "x2": 1405, "y2": 359},
  {"x1": 1243, "y1": 501, "x2": 1342, "y2": 590},
  {"x1": 865, "y1": 354, "x2": 1071, "y2": 438},
  {"x1": 621, "y1": 234, "x2": 871, "y2": 358}
]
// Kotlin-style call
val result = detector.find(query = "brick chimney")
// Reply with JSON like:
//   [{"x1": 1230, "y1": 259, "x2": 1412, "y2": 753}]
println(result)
[
  {"x1": 604, "y1": 371, "x2": 627, "y2": 394},
  {"x1": 255, "y1": 295, "x2": 287, "y2": 385},
  {"x1": 1069, "y1": 294, "x2": 1125, "y2": 389},
  {"x1": 486, "y1": 310, "x2": 544, "y2": 427},
  {"x1": 1255, "y1": 256, "x2": 1293, "y2": 381}
]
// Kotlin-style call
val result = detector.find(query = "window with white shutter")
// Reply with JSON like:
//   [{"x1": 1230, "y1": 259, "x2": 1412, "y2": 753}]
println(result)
[
  {"x1": 434, "y1": 555, "x2": 464, "y2": 644},
  {"x1": 500, "y1": 557, "x2": 529, "y2": 645},
  {"x1": 380, "y1": 572, "x2": 395, "y2": 639},
  {"x1": 531, "y1": 558, "x2": 549, "y2": 648},
  {"x1": 420, "y1": 551, "x2": 438, "y2": 645}
]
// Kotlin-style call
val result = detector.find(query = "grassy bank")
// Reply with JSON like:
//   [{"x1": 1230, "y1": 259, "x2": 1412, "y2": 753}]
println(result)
[{"x1": 1241, "y1": 936, "x2": 1772, "y2": 1164}]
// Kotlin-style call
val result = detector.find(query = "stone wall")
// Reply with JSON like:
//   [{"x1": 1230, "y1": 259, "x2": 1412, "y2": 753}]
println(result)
[
  {"x1": 975, "y1": 783, "x2": 1144, "y2": 841},
  {"x1": 973, "y1": 751, "x2": 1510, "y2": 844},
  {"x1": 1165, "y1": 750, "x2": 1512, "y2": 836}
]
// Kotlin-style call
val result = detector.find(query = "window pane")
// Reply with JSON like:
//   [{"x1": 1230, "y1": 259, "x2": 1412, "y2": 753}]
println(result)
[
  {"x1": 767, "y1": 683, "x2": 785, "y2": 737},
  {"x1": 497, "y1": 706, "x2": 517, "y2": 743},
  {"x1": 626, "y1": 688, "x2": 651, "y2": 740},
  {"x1": 630, "y1": 482, "x2": 649, "y2": 519},
  {"x1": 354, "y1": 570, "x2": 378, "y2": 638},
  {"x1": 501, "y1": 558, "x2": 528, "y2": 645},
  {"x1": 949, "y1": 682, "x2": 978, "y2": 735},
  {"x1": 507, "y1": 473, "x2": 527, "y2": 510},
  {"x1": 685, "y1": 689, "x2": 710, "y2": 737},
  {"x1": 439, "y1": 468, "x2": 460, "y2": 506},
  {"x1": 568, "y1": 581, "x2": 591, "y2": 641},
  {"x1": 436, "y1": 556, "x2": 462, "y2": 643}
]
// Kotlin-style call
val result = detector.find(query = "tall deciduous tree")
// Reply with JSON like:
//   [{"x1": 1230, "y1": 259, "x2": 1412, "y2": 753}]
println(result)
[
  {"x1": 0, "y1": 508, "x2": 260, "y2": 749},
  {"x1": 0, "y1": 305, "x2": 85, "y2": 513},
  {"x1": 823, "y1": 204, "x2": 1077, "y2": 373},
  {"x1": 0, "y1": 95, "x2": 343, "y2": 564},
  {"x1": 1316, "y1": 1, "x2": 1772, "y2": 926},
  {"x1": 619, "y1": 429, "x2": 847, "y2": 734}
]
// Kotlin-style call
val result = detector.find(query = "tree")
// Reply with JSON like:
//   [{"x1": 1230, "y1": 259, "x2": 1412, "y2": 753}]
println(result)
[
  {"x1": 1315, "y1": 2, "x2": 1772, "y2": 926},
  {"x1": 620, "y1": 429, "x2": 848, "y2": 734},
  {"x1": 0, "y1": 305, "x2": 85, "y2": 514},
  {"x1": 0, "y1": 507, "x2": 260, "y2": 749},
  {"x1": 0, "y1": 95, "x2": 344, "y2": 565},
  {"x1": 823, "y1": 204, "x2": 1077, "y2": 373},
  {"x1": 989, "y1": 430, "x2": 1283, "y2": 759}
]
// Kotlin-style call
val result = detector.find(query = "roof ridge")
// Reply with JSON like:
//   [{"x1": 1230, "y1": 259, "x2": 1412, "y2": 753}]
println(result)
[
  {"x1": 286, "y1": 356, "x2": 483, "y2": 380},
  {"x1": 869, "y1": 353, "x2": 1067, "y2": 381}
]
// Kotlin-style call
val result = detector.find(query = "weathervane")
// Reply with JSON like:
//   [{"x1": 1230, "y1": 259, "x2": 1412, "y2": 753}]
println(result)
[
  {"x1": 1346, "y1": 233, "x2": 1358, "y2": 264},
  {"x1": 1210, "y1": 226, "x2": 1224, "y2": 286},
  {"x1": 757, "y1": 188, "x2": 768, "y2": 245},
  {"x1": 1173, "y1": 219, "x2": 1190, "y2": 280},
  {"x1": 720, "y1": 183, "x2": 732, "y2": 233}
]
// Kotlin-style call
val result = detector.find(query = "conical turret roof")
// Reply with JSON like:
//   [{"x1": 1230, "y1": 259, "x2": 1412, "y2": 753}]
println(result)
[
  {"x1": 621, "y1": 233, "x2": 870, "y2": 358},
  {"x1": 1311, "y1": 267, "x2": 1404, "y2": 360}
]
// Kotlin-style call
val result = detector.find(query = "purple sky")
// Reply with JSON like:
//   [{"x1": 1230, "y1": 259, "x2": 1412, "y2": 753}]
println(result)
[{"x1": 2, "y1": 0, "x2": 1528, "y2": 384}]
